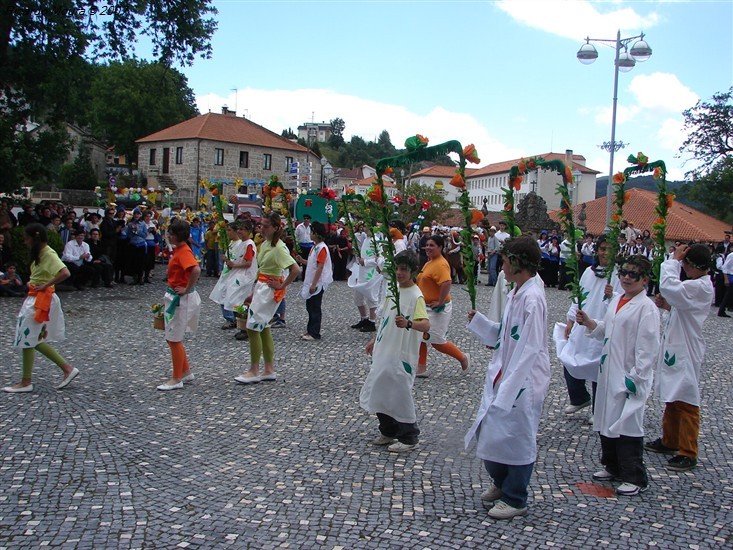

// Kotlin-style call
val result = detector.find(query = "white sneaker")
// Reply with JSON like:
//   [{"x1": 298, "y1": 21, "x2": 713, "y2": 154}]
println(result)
[
  {"x1": 156, "y1": 381, "x2": 183, "y2": 391},
  {"x1": 592, "y1": 469, "x2": 616, "y2": 481},
  {"x1": 480, "y1": 484, "x2": 503, "y2": 502},
  {"x1": 564, "y1": 400, "x2": 592, "y2": 414},
  {"x1": 616, "y1": 482, "x2": 647, "y2": 496},
  {"x1": 234, "y1": 374, "x2": 261, "y2": 384},
  {"x1": 387, "y1": 441, "x2": 418, "y2": 453},
  {"x1": 371, "y1": 435, "x2": 397, "y2": 446},
  {"x1": 488, "y1": 500, "x2": 527, "y2": 519}
]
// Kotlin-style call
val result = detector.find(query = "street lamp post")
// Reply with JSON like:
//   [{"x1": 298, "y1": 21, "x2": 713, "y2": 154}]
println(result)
[{"x1": 577, "y1": 30, "x2": 652, "y2": 229}]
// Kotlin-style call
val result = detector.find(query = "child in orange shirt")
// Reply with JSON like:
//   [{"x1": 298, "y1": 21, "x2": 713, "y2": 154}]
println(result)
[{"x1": 157, "y1": 220, "x2": 201, "y2": 391}]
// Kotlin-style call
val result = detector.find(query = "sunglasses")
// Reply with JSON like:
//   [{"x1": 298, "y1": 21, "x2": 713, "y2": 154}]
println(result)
[{"x1": 618, "y1": 268, "x2": 643, "y2": 280}]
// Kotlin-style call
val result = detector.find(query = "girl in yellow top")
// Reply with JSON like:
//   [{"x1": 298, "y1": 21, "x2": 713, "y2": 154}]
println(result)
[
  {"x1": 236, "y1": 212, "x2": 301, "y2": 384},
  {"x1": 3, "y1": 224, "x2": 79, "y2": 393}
]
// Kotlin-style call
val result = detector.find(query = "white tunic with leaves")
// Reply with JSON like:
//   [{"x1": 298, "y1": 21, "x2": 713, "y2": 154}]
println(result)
[
  {"x1": 655, "y1": 259, "x2": 713, "y2": 406},
  {"x1": 347, "y1": 236, "x2": 383, "y2": 306},
  {"x1": 465, "y1": 278, "x2": 551, "y2": 465},
  {"x1": 209, "y1": 239, "x2": 258, "y2": 311},
  {"x1": 359, "y1": 285, "x2": 427, "y2": 424},
  {"x1": 586, "y1": 292, "x2": 660, "y2": 438}
]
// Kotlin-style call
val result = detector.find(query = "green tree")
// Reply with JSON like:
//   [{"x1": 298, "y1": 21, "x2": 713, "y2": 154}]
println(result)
[
  {"x1": 397, "y1": 182, "x2": 452, "y2": 226},
  {"x1": 328, "y1": 117, "x2": 346, "y2": 149},
  {"x1": 58, "y1": 146, "x2": 98, "y2": 190},
  {"x1": 90, "y1": 60, "x2": 199, "y2": 165},
  {"x1": 682, "y1": 157, "x2": 733, "y2": 223},
  {"x1": 679, "y1": 87, "x2": 733, "y2": 179},
  {"x1": 0, "y1": 0, "x2": 217, "y2": 193},
  {"x1": 281, "y1": 128, "x2": 297, "y2": 139}
]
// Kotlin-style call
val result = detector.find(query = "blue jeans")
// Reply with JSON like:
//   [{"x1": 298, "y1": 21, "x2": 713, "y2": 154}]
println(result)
[
  {"x1": 483, "y1": 460, "x2": 534, "y2": 508},
  {"x1": 487, "y1": 254, "x2": 498, "y2": 285},
  {"x1": 221, "y1": 305, "x2": 234, "y2": 323}
]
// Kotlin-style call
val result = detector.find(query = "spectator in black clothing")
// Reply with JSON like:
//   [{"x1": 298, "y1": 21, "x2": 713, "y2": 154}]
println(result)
[
  {"x1": 87, "y1": 228, "x2": 114, "y2": 288},
  {"x1": 0, "y1": 232, "x2": 11, "y2": 268},
  {"x1": 17, "y1": 203, "x2": 38, "y2": 226}
]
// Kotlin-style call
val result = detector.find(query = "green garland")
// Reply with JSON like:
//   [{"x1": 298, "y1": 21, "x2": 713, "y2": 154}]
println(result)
[
  {"x1": 605, "y1": 173, "x2": 628, "y2": 286},
  {"x1": 202, "y1": 178, "x2": 231, "y2": 260},
  {"x1": 621, "y1": 153, "x2": 668, "y2": 283},
  {"x1": 341, "y1": 195, "x2": 362, "y2": 258},
  {"x1": 264, "y1": 175, "x2": 301, "y2": 256}
]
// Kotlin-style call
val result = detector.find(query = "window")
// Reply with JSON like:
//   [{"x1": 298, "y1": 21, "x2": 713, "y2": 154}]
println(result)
[
  {"x1": 149, "y1": 148, "x2": 156, "y2": 166},
  {"x1": 175, "y1": 147, "x2": 183, "y2": 164},
  {"x1": 263, "y1": 153, "x2": 272, "y2": 171},
  {"x1": 215, "y1": 148, "x2": 224, "y2": 166},
  {"x1": 239, "y1": 151, "x2": 249, "y2": 168},
  {"x1": 285, "y1": 156, "x2": 293, "y2": 172}
]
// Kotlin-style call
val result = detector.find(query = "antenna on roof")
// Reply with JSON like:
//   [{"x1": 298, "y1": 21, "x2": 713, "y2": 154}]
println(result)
[
  {"x1": 311, "y1": 111, "x2": 314, "y2": 123},
  {"x1": 231, "y1": 88, "x2": 238, "y2": 115}
]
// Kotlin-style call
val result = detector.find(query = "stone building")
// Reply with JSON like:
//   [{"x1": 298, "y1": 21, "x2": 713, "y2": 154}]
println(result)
[{"x1": 136, "y1": 108, "x2": 321, "y2": 203}]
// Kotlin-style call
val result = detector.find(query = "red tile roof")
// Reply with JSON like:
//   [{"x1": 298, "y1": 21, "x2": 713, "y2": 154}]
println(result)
[
  {"x1": 352, "y1": 176, "x2": 395, "y2": 188},
  {"x1": 549, "y1": 188, "x2": 731, "y2": 242},
  {"x1": 136, "y1": 113, "x2": 311, "y2": 153},
  {"x1": 469, "y1": 153, "x2": 600, "y2": 178},
  {"x1": 411, "y1": 166, "x2": 479, "y2": 178}
]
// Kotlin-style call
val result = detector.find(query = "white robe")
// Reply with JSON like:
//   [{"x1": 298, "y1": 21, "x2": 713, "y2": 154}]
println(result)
[
  {"x1": 347, "y1": 236, "x2": 383, "y2": 307},
  {"x1": 655, "y1": 259, "x2": 713, "y2": 406},
  {"x1": 553, "y1": 265, "x2": 619, "y2": 381},
  {"x1": 300, "y1": 241, "x2": 334, "y2": 300},
  {"x1": 359, "y1": 285, "x2": 426, "y2": 423},
  {"x1": 209, "y1": 239, "x2": 258, "y2": 311},
  {"x1": 486, "y1": 271, "x2": 545, "y2": 323},
  {"x1": 465, "y1": 278, "x2": 551, "y2": 465},
  {"x1": 586, "y1": 292, "x2": 660, "y2": 438}
]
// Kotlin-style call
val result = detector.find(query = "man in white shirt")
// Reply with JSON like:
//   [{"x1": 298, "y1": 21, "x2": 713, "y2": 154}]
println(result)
[
  {"x1": 62, "y1": 230, "x2": 94, "y2": 289},
  {"x1": 718, "y1": 250, "x2": 733, "y2": 317},
  {"x1": 295, "y1": 215, "x2": 313, "y2": 279}
]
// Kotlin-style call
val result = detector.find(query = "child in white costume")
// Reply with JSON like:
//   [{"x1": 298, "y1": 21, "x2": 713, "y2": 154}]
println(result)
[
  {"x1": 576, "y1": 255, "x2": 660, "y2": 496},
  {"x1": 209, "y1": 221, "x2": 257, "y2": 327},
  {"x1": 645, "y1": 244, "x2": 713, "y2": 472},
  {"x1": 297, "y1": 221, "x2": 334, "y2": 341},
  {"x1": 465, "y1": 237, "x2": 550, "y2": 520},
  {"x1": 348, "y1": 228, "x2": 384, "y2": 332},
  {"x1": 360, "y1": 251, "x2": 430, "y2": 453}
]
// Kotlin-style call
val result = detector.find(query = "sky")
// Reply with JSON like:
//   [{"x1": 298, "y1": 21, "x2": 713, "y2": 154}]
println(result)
[{"x1": 174, "y1": 0, "x2": 732, "y2": 182}]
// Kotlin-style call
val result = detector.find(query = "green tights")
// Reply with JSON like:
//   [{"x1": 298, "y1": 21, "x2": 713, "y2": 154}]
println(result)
[
  {"x1": 247, "y1": 328, "x2": 274, "y2": 365},
  {"x1": 22, "y1": 343, "x2": 67, "y2": 379}
]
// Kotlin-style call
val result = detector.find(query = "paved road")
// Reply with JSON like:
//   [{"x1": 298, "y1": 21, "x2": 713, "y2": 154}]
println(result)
[{"x1": 1, "y1": 275, "x2": 731, "y2": 548}]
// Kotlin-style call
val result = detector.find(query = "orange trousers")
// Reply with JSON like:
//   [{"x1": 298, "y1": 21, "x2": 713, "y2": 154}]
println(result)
[
  {"x1": 418, "y1": 341, "x2": 464, "y2": 367},
  {"x1": 661, "y1": 401, "x2": 700, "y2": 459},
  {"x1": 167, "y1": 340, "x2": 190, "y2": 380}
]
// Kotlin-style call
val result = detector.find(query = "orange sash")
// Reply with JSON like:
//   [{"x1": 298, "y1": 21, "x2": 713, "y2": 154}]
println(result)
[
  {"x1": 28, "y1": 285, "x2": 56, "y2": 323},
  {"x1": 258, "y1": 274, "x2": 286, "y2": 303}
]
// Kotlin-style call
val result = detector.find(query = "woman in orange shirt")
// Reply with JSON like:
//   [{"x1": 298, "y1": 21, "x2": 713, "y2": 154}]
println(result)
[{"x1": 416, "y1": 234, "x2": 470, "y2": 378}]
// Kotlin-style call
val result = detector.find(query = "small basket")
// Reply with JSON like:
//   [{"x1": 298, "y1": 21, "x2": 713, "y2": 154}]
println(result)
[
  {"x1": 236, "y1": 317, "x2": 247, "y2": 330},
  {"x1": 153, "y1": 316, "x2": 165, "y2": 330}
]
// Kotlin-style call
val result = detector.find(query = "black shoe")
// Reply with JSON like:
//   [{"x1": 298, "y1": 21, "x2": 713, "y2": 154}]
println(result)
[
  {"x1": 719, "y1": 312, "x2": 730, "y2": 318},
  {"x1": 644, "y1": 438, "x2": 678, "y2": 455},
  {"x1": 350, "y1": 319, "x2": 366, "y2": 329},
  {"x1": 360, "y1": 320, "x2": 376, "y2": 332},
  {"x1": 104, "y1": 283, "x2": 113, "y2": 288},
  {"x1": 234, "y1": 330, "x2": 248, "y2": 341},
  {"x1": 666, "y1": 455, "x2": 697, "y2": 471}
]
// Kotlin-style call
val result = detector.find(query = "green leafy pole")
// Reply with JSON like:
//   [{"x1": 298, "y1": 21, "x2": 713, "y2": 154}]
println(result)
[
  {"x1": 202, "y1": 178, "x2": 231, "y2": 261},
  {"x1": 375, "y1": 135, "x2": 481, "y2": 311},
  {"x1": 341, "y1": 194, "x2": 362, "y2": 258},
  {"x1": 263, "y1": 175, "x2": 301, "y2": 256},
  {"x1": 620, "y1": 152, "x2": 668, "y2": 283}
]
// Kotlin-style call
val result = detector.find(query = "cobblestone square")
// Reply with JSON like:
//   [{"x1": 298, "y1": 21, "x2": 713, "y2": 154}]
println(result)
[{"x1": 1, "y1": 276, "x2": 731, "y2": 548}]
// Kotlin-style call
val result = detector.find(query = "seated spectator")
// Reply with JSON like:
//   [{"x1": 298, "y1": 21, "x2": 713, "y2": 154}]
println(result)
[
  {"x1": 58, "y1": 215, "x2": 75, "y2": 246},
  {"x1": 0, "y1": 263, "x2": 27, "y2": 297},
  {"x1": 62, "y1": 230, "x2": 94, "y2": 290},
  {"x1": 87, "y1": 228, "x2": 114, "y2": 288},
  {"x1": 17, "y1": 203, "x2": 38, "y2": 226},
  {"x1": 0, "y1": 232, "x2": 11, "y2": 269},
  {"x1": 48, "y1": 214, "x2": 62, "y2": 233}
]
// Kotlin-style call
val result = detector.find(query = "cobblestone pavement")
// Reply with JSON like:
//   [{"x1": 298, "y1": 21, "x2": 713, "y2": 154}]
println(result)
[{"x1": 1, "y1": 274, "x2": 731, "y2": 549}]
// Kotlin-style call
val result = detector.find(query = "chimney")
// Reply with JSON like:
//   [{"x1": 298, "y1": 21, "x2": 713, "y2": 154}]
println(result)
[{"x1": 221, "y1": 105, "x2": 236, "y2": 116}]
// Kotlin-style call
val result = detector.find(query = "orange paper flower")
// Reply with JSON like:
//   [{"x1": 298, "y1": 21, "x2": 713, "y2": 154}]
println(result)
[
  {"x1": 623, "y1": 191, "x2": 631, "y2": 205},
  {"x1": 417, "y1": 134, "x2": 429, "y2": 145},
  {"x1": 654, "y1": 217, "x2": 665, "y2": 225},
  {"x1": 653, "y1": 166, "x2": 663, "y2": 179},
  {"x1": 666, "y1": 193, "x2": 675, "y2": 208},
  {"x1": 463, "y1": 144, "x2": 480, "y2": 164},
  {"x1": 564, "y1": 166, "x2": 573, "y2": 184},
  {"x1": 449, "y1": 173, "x2": 465, "y2": 188},
  {"x1": 527, "y1": 158, "x2": 537, "y2": 169},
  {"x1": 384, "y1": 167, "x2": 394, "y2": 175},
  {"x1": 517, "y1": 159, "x2": 527, "y2": 174},
  {"x1": 367, "y1": 186, "x2": 384, "y2": 203},
  {"x1": 510, "y1": 175, "x2": 522, "y2": 191},
  {"x1": 637, "y1": 152, "x2": 648, "y2": 166},
  {"x1": 611, "y1": 214, "x2": 622, "y2": 222},
  {"x1": 612, "y1": 173, "x2": 626, "y2": 184},
  {"x1": 470, "y1": 209, "x2": 484, "y2": 225},
  {"x1": 503, "y1": 203, "x2": 513, "y2": 212}
]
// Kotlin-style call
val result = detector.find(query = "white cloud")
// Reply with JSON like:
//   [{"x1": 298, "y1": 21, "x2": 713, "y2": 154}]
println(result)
[
  {"x1": 628, "y1": 72, "x2": 698, "y2": 113},
  {"x1": 657, "y1": 117, "x2": 686, "y2": 150},
  {"x1": 197, "y1": 87, "x2": 525, "y2": 165},
  {"x1": 495, "y1": 0, "x2": 660, "y2": 41}
]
